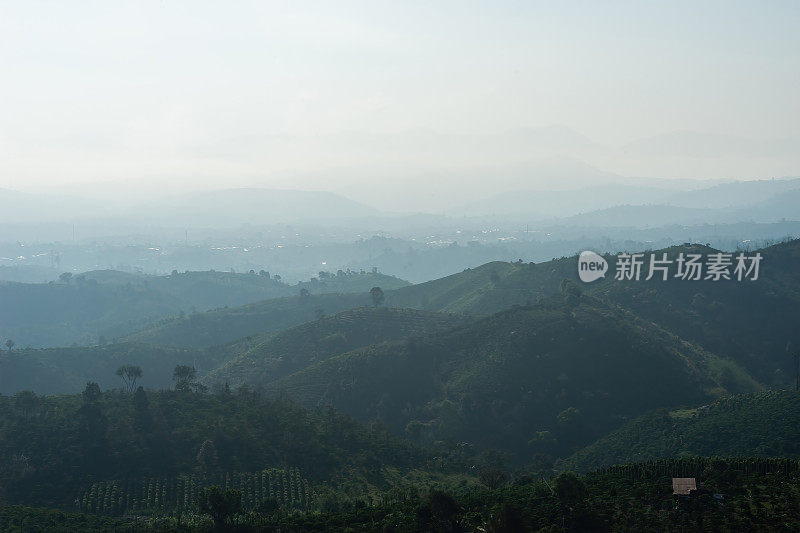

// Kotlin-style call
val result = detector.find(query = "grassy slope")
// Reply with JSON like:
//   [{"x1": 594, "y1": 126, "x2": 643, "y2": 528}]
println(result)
[
  {"x1": 205, "y1": 307, "x2": 469, "y2": 388},
  {"x1": 263, "y1": 294, "x2": 759, "y2": 458},
  {"x1": 560, "y1": 390, "x2": 800, "y2": 472}
]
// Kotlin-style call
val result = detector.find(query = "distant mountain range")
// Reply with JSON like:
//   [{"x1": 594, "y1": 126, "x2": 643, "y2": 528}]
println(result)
[
  {"x1": 452, "y1": 177, "x2": 800, "y2": 222},
  {"x1": 0, "y1": 187, "x2": 378, "y2": 226}
]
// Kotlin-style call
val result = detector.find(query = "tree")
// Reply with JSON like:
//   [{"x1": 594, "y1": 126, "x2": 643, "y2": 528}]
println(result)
[
  {"x1": 76, "y1": 382, "x2": 109, "y2": 475},
  {"x1": 5, "y1": 339, "x2": 14, "y2": 352},
  {"x1": 197, "y1": 439, "x2": 218, "y2": 474},
  {"x1": 173, "y1": 364, "x2": 197, "y2": 391},
  {"x1": 417, "y1": 490, "x2": 459, "y2": 532},
  {"x1": 59, "y1": 272, "x2": 73, "y2": 284},
  {"x1": 553, "y1": 471, "x2": 587, "y2": 509},
  {"x1": 133, "y1": 386, "x2": 152, "y2": 431},
  {"x1": 198, "y1": 486, "x2": 243, "y2": 528},
  {"x1": 82, "y1": 382, "x2": 102, "y2": 403},
  {"x1": 485, "y1": 503, "x2": 530, "y2": 533},
  {"x1": 479, "y1": 468, "x2": 510, "y2": 490},
  {"x1": 370, "y1": 286, "x2": 385, "y2": 307},
  {"x1": 15, "y1": 390, "x2": 38, "y2": 418},
  {"x1": 115, "y1": 365, "x2": 142, "y2": 394},
  {"x1": 788, "y1": 343, "x2": 800, "y2": 392},
  {"x1": 299, "y1": 287, "x2": 310, "y2": 299}
]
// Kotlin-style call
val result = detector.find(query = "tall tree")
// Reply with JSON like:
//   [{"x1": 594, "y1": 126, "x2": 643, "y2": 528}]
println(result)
[
  {"x1": 115, "y1": 365, "x2": 142, "y2": 394},
  {"x1": 173, "y1": 365, "x2": 198, "y2": 392},
  {"x1": 370, "y1": 286, "x2": 385, "y2": 307},
  {"x1": 198, "y1": 486, "x2": 242, "y2": 528}
]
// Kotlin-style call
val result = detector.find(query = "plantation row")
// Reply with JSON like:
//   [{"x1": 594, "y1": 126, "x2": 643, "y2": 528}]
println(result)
[
  {"x1": 592, "y1": 456, "x2": 800, "y2": 481},
  {"x1": 79, "y1": 467, "x2": 316, "y2": 516}
]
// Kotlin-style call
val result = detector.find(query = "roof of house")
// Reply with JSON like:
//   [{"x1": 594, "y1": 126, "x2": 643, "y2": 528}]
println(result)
[{"x1": 672, "y1": 477, "x2": 697, "y2": 495}]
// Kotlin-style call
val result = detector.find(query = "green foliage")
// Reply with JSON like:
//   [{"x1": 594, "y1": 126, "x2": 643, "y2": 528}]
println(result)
[
  {"x1": 560, "y1": 390, "x2": 800, "y2": 472},
  {"x1": 264, "y1": 294, "x2": 756, "y2": 458},
  {"x1": 0, "y1": 389, "x2": 429, "y2": 510},
  {"x1": 206, "y1": 307, "x2": 468, "y2": 388},
  {"x1": 198, "y1": 485, "x2": 243, "y2": 527}
]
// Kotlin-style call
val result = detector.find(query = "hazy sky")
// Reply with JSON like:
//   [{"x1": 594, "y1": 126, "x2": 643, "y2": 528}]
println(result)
[{"x1": 1, "y1": 1, "x2": 798, "y2": 198}]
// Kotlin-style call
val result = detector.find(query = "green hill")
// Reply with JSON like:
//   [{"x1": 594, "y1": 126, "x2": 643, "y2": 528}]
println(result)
[
  {"x1": 121, "y1": 292, "x2": 372, "y2": 348},
  {"x1": 124, "y1": 240, "x2": 799, "y2": 374},
  {"x1": 116, "y1": 257, "x2": 569, "y2": 349},
  {"x1": 0, "y1": 342, "x2": 207, "y2": 395},
  {"x1": 387, "y1": 256, "x2": 576, "y2": 314},
  {"x1": 263, "y1": 293, "x2": 760, "y2": 459},
  {"x1": 588, "y1": 240, "x2": 800, "y2": 385},
  {"x1": 0, "y1": 270, "x2": 408, "y2": 348},
  {"x1": 560, "y1": 390, "x2": 800, "y2": 473},
  {"x1": 0, "y1": 307, "x2": 467, "y2": 396},
  {"x1": 205, "y1": 307, "x2": 469, "y2": 388}
]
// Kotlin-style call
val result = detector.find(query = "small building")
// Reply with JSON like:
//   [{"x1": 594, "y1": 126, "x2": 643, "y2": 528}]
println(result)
[{"x1": 672, "y1": 477, "x2": 697, "y2": 497}]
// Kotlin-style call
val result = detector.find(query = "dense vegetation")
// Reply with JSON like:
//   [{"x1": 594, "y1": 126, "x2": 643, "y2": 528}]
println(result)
[
  {"x1": 2, "y1": 457, "x2": 797, "y2": 531},
  {"x1": 0, "y1": 387, "x2": 441, "y2": 511},
  {"x1": 1, "y1": 240, "x2": 797, "y2": 530},
  {"x1": 561, "y1": 390, "x2": 800, "y2": 472}
]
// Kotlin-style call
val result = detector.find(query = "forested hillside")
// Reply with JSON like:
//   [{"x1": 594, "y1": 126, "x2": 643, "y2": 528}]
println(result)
[
  {"x1": 0, "y1": 387, "x2": 440, "y2": 511},
  {"x1": 264, "y1": 293, "x2": 760, "y2": 459}
]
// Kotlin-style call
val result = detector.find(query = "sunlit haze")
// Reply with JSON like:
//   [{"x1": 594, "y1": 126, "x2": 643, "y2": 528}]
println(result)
[{"x1": 2, "y1": 1, "x2": 798, "y2": 210}]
